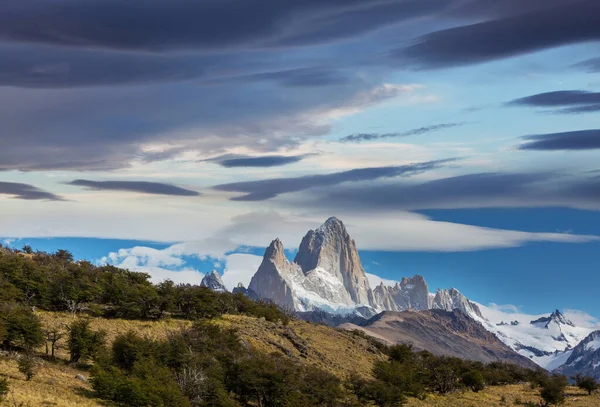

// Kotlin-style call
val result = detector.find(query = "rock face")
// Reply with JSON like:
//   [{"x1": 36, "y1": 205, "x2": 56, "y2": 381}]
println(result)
[
  {"x1": 372, "y1": 276, "x2": 430, "y2": 312},
  {"x1": 248, "y1": 239, "x2": 299, "y2": 310},
  {"x1": 431, "y1": 288, "x2": 484, "y2": 319},
  {"x1": 555, "y1": 331, "x2": 600, "y2": 380},
  {"x1": 200, "y1": 270, "x2": 227, "y2": 292},
  {"x1": 294, "y1": 217, "x2": 373, "y2": 307},
  {"x1": 247, "y1": 217, "x2": 483, "y2": 318},
  {"x1": 531, "y1": 309, "x2": 575, "y2": 329},
  {"x1": 340, "y1": 309, "x2": 539, "y2": 369}
]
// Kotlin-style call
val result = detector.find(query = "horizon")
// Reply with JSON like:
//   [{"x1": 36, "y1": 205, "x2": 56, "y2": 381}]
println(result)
[{"x1": 1, "y1": 1, "x2": 600, "y2": 327}]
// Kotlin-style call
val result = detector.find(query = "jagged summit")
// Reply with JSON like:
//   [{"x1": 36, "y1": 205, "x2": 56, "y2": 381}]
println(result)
[
  {"x1": 246, "y1": 217, "x2": 483, "y2": 319},
  {"x1": 530, "y1": 309, "x2": 575, "y2": 328},
  {"x1": 200, "y1": 270, "x2": 227, "y2": 292},
  {"x1": 556, "y1": 330, "x2": 600, "y2": 380}
]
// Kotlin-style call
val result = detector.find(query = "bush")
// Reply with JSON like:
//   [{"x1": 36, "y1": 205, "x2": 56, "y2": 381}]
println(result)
[
  {"x1": 17, "y1": 353, "x2": 37, "y2": 381},
  {"x1": 462, "y1": 370, "x2": 485, "y2": 392},
  {"x1": 0, "y1": 303, "x2": 44, "y2": 350},
  {"x1": 68, "y1": 319, "x2": 106, "y2": 364},
  {"x1": 0, "y1": 377, "x2": 8, "y2": 400},
  {"x1": 539, "y1": 375, "x2": 567, "y2": 406},
  {"x1": 573, "y1": 374, "x2": 599, "y2": 395}
]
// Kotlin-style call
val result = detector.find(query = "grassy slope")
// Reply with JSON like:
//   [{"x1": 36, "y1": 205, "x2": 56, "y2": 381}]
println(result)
[
  {"x1": 1, "y1": 312, "x2": 599, "y2": 406},
  {"x1": 406, "y1": 384, "x2": 600, "y2": 407}
]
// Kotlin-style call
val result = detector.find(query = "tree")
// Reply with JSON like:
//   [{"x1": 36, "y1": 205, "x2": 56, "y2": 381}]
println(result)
[
  {"x1": 17, "y1": 353, "x2": 37, "y2": 381},
  {"x1": 45, "y1": 323, "x2": 65, "y2": 359},
  {"x1": 0, "y1": 303, "x2": 44, "y2": 350},
  {"x1": 462, "y1": 370, "x2": 485, "y2": 392},
  {"x1": 540, "y1": 375, "x2": 568, "y2": 406},
  {"x1": 67, "y1": 319, "x2": 106, "y2": 363},
  {"x1": 573, "y1": 374, "x2": 599, "y2": 395}
]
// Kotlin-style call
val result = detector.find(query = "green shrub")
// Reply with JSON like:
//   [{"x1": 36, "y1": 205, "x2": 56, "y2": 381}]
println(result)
[
  {"x1": 539, "y1": 375, "x2": 567, "y2": 406},
  {"x1": 67, "y1": 319, "x2": 106, "y2": 364},
  {"x1": 573, "y1": 374, "x2": 599, "y2": 395},
  {"x1": 0, "y1": 303, "x2": 44, "y2": 350},
  {"x1": 17, "y1": 353, "x2": 37, "y2": 381},
  {"x1": 0, "y1": 377, "x2": 9, "y2": 400},
  {"x1": 462, "y1": 370, "x2": 485, "y2": 392}
]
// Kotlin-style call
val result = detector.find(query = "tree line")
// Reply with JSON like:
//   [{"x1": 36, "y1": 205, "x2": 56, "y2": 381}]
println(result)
[{"x1": 0, "y1": 245, "x2": 290, "y2": 322}]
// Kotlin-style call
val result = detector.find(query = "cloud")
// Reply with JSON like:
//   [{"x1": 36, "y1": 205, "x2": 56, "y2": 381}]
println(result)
[
  {"x1": 0, "y1": 81, "x2": 417, "y2": 172},
  {"x1": 68, "y1": 180, "x2": 201, "y2": 196},
  {"x1": 508, "y1": 90, "x2": 600, "y2": 107},
  {"x1": 311, "y1": 172, "x2": 552, "y2": 210},
  {"x1": 213, "y1": 159, "x2": 456, "y2": 201},
  {"x1": 518, "y1": 129, "x2": 600, "y2": 151},
  {"x1": 0, "y1": 0, "x2": 451, "y2": 52},
  {"x1": 340, "y1": 122, "x2": 466, "y2": 142},
  {"x1": 0, "y1": 181, "x2": 63, "y2": 201},
  {"x1": 366, "y1": 272, "x2": 400, "y2": 288},
  {"x1": 507, "y1": 90, "x2": 600, "y2": 114},
  {"x1": 206, "y1": 154, "x2": 309, "y2": 168},
  {"x1": 221, "y1": 253, "x2": 263, "y2": 290},
  {"x1": 574, "y1": 56, "x2": 600, "y2": 73},
  {"x1": 398, "y1": 1, "x2": 600, "y2": 68}
]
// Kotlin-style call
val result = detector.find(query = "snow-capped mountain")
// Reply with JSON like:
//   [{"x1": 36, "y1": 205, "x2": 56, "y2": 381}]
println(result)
[
  {"x1": 200, "y1": 270, "x2": 227, "y2": 292},
  {"x1": 247, "y1": 217, "x2": 481, "y2": 317},
  {"x1": 473, "y1": 307, "x2": 593, "y2": 370},
  {"x1": 555, "y1": 331, "x2": 600, "y2": 380},
  {"x1": 218, "y1": 216, "x2": 598, "y2": 376}
]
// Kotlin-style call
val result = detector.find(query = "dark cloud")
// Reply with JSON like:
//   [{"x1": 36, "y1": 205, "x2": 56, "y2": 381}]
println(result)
[
  {"x1": 206, "y1": 154, "x2": 309, "y2": 168},
  {"x1": 309, "y1": 172, "x2": 554, "y2": 210},
  {"x1": 507, "y1": 90, "x2": 600, "y2": 115},
  {"x1": 231, "y1": 67, "x2": 353, "y2": 88},
  {"x1": 0, "y1": 0, "x2": 449, "y2": 52},
  {"x1": 519, "y1": 130, "x2": 600, "y2": 151},
  {"x1": 0, "y1": 182, "x2": 63, "y2": 200},
  {"x1": 399, "y1": 1, "x2": 600, "y2": 68},
  {"x1": 556, "y1": 104, "x2": 600, "y2": 114},
  {"x1": 508, "y1": 91, "x2": 600, "y2": 107},
  {"x1": 213, "y1": 159, "x2": 456, "y2": 201},
  {"x1": 574, "y1": 57, "x2": 600, "y2": 73},
  {"x1": 340, "y1": 122, "x2": 465, "y2": 142},
  {"x1": 68, "y1": 180, "x2": 200, "y2": 196}
]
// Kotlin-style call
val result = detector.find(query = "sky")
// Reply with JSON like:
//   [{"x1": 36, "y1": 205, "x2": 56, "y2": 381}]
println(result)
[{"x1": 1, "y1": 0, "x2": 600, "y2": 320}]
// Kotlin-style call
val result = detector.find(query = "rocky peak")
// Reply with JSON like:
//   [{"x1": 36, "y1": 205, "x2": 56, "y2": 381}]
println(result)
[
  {"x1": 293, "y1": 217, "x2": 373, "y2": 306},
  {"x1": 264, "y1": 238, "x2": 288, "y2": 267},
  {"x1": 555, "y1": 330, "x2": 600, "y2": 380},
  {"x1": 530, "y1": 309, "x2": 575, "y2": 328},
  {"x1": 200, "y1": 270, "x2": 227, "y2": 292},
  {"x1": 432, "y1": 287, "x2": 484, "y2": 319}
]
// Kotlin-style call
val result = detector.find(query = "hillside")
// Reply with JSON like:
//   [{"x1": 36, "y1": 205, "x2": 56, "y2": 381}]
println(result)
[
  {"x1": 341, "y1": 309, "x2": 539, "y2": 370},
  {"x1": 2, "y1": 313, "x2": 600, "y2": 406},
  {"x1": 0, "y1": 311, "x2": 386, "y2": 406}
]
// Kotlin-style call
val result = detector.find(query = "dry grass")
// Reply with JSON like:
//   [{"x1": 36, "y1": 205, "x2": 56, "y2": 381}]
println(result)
[
  {"x1": 406, "y1": 384, "x2": 600, "y2": 407},
  {"x1": 220, "y1": 315, "x2": 387, "y2": 379},
  {"x1": 0, "y1": 356, "x2": 110, "y2": 407},
  {"x1": 4, "y1": 312, "x2": 598, "y2": 407},
  {"x1": 35, "y1": 312, "x2": 385, "y2": 379}
]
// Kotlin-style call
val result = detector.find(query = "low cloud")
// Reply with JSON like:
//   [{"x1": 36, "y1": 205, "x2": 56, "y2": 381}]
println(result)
[
  {"x1": 0, "y1": 181, "x2": 63, "y2": 201},
  {"x1": 340, "y1": 122, "x2": 465, "y2": 142},
  {"x1": 68, "y1": 180, "x2": 200, "y2": 196},
  {"x1": 213, "y1": 159, "x2": 456, "y2": 201},
  {"x1": 206, "y1": 154, "x2": 309, "y2": 168},
  {"x1": 518, "y1": 129, "x2": 600, "y2": 151},
  {"x1": 507, "y1": 90, "x2": 600, "y2": 115}
]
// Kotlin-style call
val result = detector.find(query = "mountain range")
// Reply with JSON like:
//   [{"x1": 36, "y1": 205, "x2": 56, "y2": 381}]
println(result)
[{"x1": 220, "y1": 217, "x2": 599, "y2": 378}]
